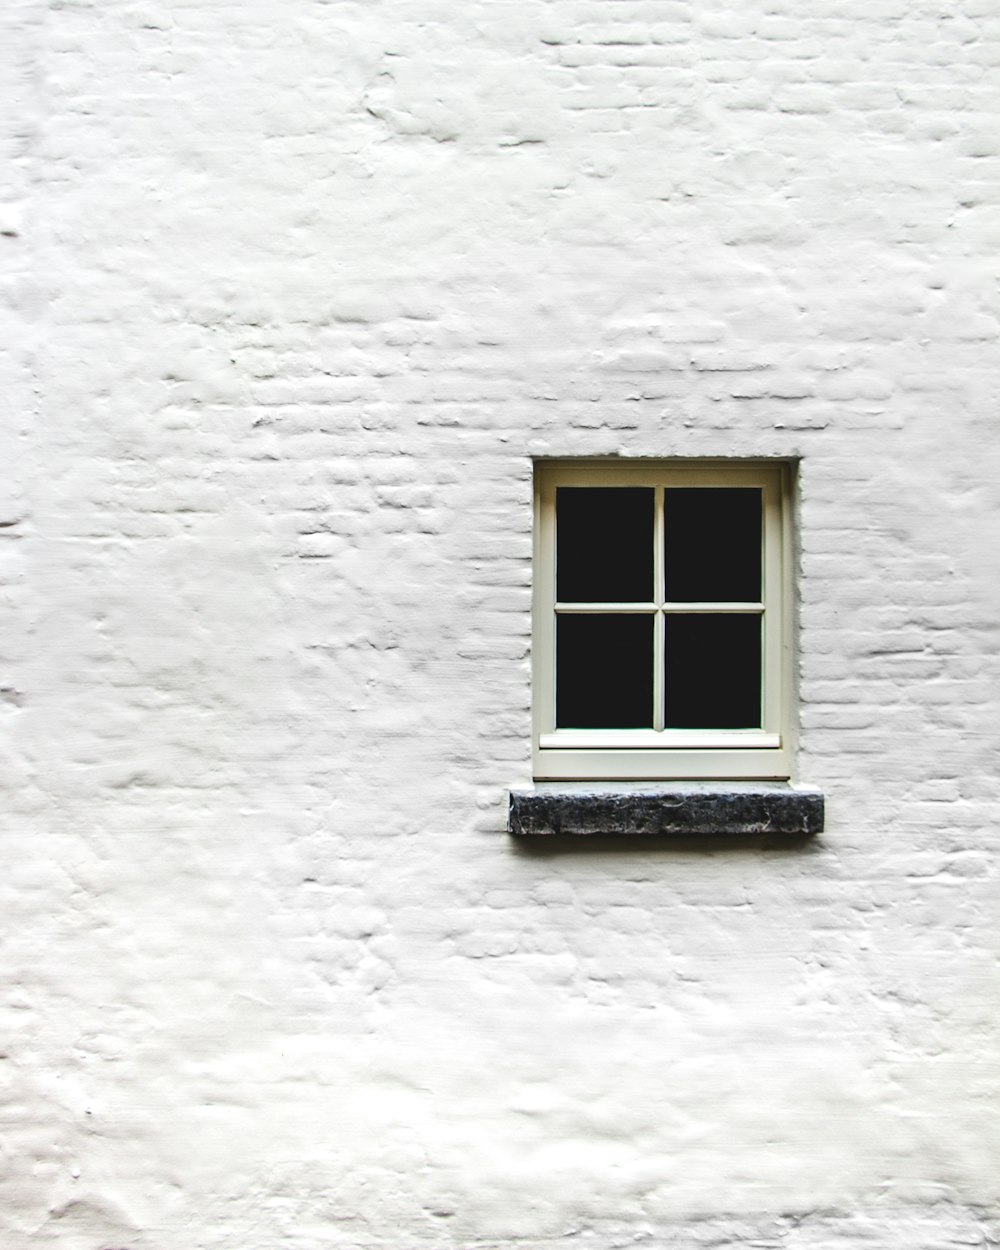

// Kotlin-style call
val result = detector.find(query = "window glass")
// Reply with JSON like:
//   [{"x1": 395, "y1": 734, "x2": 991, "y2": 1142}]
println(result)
[
  {"x1": 556, "y1": 613, "x2": 654, "y2": 728},
  {"x1": 663, "y1": 614, "x2": 762, "y2": 728},
  {"x1": 557, "y1": 487, "x2": 653, "y2": 603},
  {"x1": 663, "y1": 487, "x2": 761, "y2": 603}
]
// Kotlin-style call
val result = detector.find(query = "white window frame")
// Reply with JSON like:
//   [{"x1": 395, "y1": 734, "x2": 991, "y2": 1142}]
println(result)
[{"x1": 533, "y1": 459, "x2": 794, "y2": 781}]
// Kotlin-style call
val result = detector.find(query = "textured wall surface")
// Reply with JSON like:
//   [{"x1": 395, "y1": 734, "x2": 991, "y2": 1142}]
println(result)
[{"x1": 4, "y1": 0, "x2": 1000, "y2": 1246}]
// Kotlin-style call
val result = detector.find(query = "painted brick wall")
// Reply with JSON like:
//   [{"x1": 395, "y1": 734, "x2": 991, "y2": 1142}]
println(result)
[{"x1": 4, "y1": 0, "x2": 1000, "y2": 1246}]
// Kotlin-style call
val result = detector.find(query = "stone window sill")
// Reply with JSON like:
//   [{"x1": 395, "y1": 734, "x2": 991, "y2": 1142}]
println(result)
[{"x1": 508, "y1": 782, "x2": 824, "y2": 837}]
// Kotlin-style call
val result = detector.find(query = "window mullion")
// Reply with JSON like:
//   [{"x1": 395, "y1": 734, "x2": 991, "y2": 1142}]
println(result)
[{"x1": 653, "y1": 484, "x2": 665, "y2": 732}]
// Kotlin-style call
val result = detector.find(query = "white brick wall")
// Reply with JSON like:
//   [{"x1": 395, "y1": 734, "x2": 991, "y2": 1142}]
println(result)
[{"x1": 4, "y1": 0, "x2": 1000, "y2": 1245}]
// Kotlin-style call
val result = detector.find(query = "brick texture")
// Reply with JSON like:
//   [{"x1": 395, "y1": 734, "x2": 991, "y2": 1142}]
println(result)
[{"x1": 3, "y1": 0, "x2": 1000, "y2": 1246}]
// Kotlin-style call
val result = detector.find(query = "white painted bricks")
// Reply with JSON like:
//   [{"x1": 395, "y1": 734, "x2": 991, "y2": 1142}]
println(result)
[{"x1": 4, "y1": 0, "x2": 1000, "y2": 1246}]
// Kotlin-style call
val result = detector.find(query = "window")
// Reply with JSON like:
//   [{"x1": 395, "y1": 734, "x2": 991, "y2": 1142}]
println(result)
[{"x1": 533, "y1": 460, "x2": 793, "y2": 781}]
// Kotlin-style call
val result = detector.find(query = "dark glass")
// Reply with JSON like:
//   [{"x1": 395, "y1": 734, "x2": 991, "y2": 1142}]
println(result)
[
  {"x1": 556, "y1": 614, "x2": 653, "y2": 728},
  {"x1": 663, "y1": 488, "x2": 762, "y2": 603},
  {"x1": 556, "y1": 487, "x2": 653, "y2": 603},
  {"x1": 663, "y1": 614, "x2": 761, "y2": 728}
]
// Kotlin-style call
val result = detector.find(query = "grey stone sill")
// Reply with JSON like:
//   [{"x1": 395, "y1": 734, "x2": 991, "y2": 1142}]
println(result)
[{"x1": 508, "y1": 782, "x2": 824, "y2": 837}]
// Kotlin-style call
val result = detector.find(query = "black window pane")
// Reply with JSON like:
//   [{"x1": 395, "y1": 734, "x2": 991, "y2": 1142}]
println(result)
[
  {"x1": 557, "y1": 487, "x2": 653, "y2": 603},
  {"x1": 663, "y1": 488, "x2": 762, "y2": 603},
  {"x1": 556, "y1": 614, "x2": 654, "y2": 728},
  {"x1": 663, "y1": 615, "x2": 761, "y2": 728}
]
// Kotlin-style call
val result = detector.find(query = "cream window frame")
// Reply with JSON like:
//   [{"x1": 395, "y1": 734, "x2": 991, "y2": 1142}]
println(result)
[{"x1": 533, "y1": 459, "x2": 794, "y2": 781}]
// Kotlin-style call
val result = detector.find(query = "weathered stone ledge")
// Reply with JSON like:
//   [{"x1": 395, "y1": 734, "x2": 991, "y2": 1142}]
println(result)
[{"x1": 508, "y1": 784, "x2": 824, "y2": 837}]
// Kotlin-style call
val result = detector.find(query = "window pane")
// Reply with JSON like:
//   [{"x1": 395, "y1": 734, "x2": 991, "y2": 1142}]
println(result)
[
  {"x1": 557, "y1": 487, "x2": 653, "y2": 603},
  {"x1": 663, "y1": 614, "x2": 761, "y2": 728},
  {"x1": 663, "y1": 488, "x2": 762, "y2": 602},
  {"x1": 556, "y1": 614, "x2": 653, "y2": 728}
]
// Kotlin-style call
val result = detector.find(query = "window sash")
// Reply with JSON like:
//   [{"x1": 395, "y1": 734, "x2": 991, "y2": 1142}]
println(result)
[{"x1": 533, "y1": 460, "x2": 792, "y2": 780}]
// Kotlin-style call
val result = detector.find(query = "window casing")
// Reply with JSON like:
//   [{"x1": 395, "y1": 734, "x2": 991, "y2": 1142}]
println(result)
[{"x1": 533, "y1": 460, "x2": 794, "y2": 781}]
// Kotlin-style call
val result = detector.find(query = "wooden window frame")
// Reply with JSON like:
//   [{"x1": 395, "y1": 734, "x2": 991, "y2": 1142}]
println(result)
[{"x1": 533, "y1": 459, "x2": 794, "y2": 781}]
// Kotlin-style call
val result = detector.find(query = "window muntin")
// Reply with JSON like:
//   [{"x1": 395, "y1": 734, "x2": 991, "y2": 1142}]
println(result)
[{"x1": 533, "y1": 461, "x2": 792, "y2": 781}]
